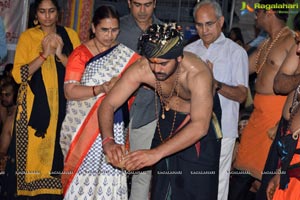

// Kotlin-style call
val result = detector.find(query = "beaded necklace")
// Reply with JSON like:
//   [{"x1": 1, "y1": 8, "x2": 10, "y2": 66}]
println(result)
[
  {"x1": 155, "y1": 67, "x2": 180, "y2": 143},
  {"x1": 156, "y1": 68, "x2": 180, "y2": 118},
  {"x1": 286, "y1": 85, "x2": 300, "y2": 140},
  {"x1": 255, "y1": 26, "x2": 289, "y2": 74}
]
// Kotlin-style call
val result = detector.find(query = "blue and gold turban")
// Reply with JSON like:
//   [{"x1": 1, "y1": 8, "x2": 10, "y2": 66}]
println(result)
[{"x1": 138, "y1": 23, "x2": 184, "y2": 59}]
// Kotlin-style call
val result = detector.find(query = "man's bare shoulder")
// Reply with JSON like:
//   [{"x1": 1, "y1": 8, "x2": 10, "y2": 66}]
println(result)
[
  {"x1": 125, "y1": 56, "x2": 155, "y2": 85},
  {"x1": 269, "y1": 30, "x2": 295, "y2": 65},
  {"x1": 130, "y1": 57, "x2": 150, "y2": 71},
  {"x1": 278, "y1": 30, "x2": 295, "y2": 49},
  {"x1": 182, "y1": 51, "x2": 211, "y2": 75},
  {"x1": 257, "y1": 29, "x2": 294, "y2": 50},
  {"x1": 181, "y1": 51, "x2": 213, "y2": 86},
  {"x1": 177, "y1": 52, "x2": 213, "y2": 109}
]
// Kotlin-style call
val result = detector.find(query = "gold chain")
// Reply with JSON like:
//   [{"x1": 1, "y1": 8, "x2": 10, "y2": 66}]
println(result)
[
  {"x1": 156, "y1": 67, "x2": 180, "y2": 118},
  {"x1": 154, "y1": 68, "x2": 180, "y2": 143},
  {"x1": 255, "y1": 26, "x2": 289, "y2": 74}
]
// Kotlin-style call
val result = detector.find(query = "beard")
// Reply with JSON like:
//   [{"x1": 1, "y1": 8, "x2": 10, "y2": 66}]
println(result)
[
  {"x1": 154, "y1": 60, "x2": 179, "y2": 81},
  {"x1": 1, "y1": 101, "x2": 14, "y2": 108},
  {"x1": 154, "y1": 72, "x2": 168, "y2": 81}
]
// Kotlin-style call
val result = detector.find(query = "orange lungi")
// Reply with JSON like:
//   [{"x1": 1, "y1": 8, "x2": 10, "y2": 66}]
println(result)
[
  {"x1": 234, "y1": 93, "x2": 286, "y2": 180},
  {"x1": 273, "y1": 140, "x2": 300, "y2": 200}
]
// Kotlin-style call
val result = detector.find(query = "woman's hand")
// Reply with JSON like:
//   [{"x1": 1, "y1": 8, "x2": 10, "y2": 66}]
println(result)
[
  {"x1": 102, "y1": 76, "x2": 120, "y2": 93},
  {"x1": 55, "y1": 34, "x2": 64, "y2": 58},
  {"x1": 41, "y1": 33, "x2": 57, "y2": 57}
]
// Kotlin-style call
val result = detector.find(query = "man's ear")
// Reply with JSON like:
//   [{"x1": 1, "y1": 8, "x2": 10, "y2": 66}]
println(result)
[
  {"x1": 177, "y1": 55, "x2": 183, "y2": 63},
  {"x1": 219, "y1": 16, "x2": 225, "y2": 28},
  {"x1": 128, "y1": 0, "x2": 131, "y2": 8}
]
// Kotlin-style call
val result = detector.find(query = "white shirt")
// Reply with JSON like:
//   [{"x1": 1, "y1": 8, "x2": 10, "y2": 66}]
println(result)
[{"x1": 184, "y1": 33, "x2": 249, "y2": 138}]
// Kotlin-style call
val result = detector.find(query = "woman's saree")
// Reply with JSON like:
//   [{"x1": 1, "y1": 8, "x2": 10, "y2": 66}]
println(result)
[{"x1": 60, "y1": 43, "x2": 139, "y2": 199}]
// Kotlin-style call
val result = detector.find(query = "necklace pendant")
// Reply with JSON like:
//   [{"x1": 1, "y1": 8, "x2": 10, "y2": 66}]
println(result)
[
  {"x1": 161, "y1": 113, "x2": 165, "y2": 119},
  {"x1": 165, "y1": 105, "x2": 170, "y2": 111}
]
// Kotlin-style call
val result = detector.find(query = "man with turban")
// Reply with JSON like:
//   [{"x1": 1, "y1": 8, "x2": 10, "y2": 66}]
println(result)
[{"x1": 98, "y1": 23, "x2": 222, "y2": 200}]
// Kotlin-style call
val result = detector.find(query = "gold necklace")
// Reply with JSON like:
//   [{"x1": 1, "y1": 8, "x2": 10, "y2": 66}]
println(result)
[
  {"x1": 255, "y1": 26, "x2": 289, "y2": 74},
  {"x1": 155, "y1": 68, "x2": 180, "y2": 143},
  {"x1": 156, "y1": 67, "x2": 180, "y2": 118}
]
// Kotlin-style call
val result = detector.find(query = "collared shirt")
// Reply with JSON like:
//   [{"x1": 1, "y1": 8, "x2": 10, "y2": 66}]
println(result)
[
  {"x1": 118, "y1": 14, "x2": 162, "y2": 129},
  {"x1": 0, "y1": 17, "x2": 7, "y2": 63},
  {"x1": 184, "y1": 33, "x2": 249, "y2": 138},
  {"x1": 118, "y1": 14, "x2": 161, "y2": 52}
]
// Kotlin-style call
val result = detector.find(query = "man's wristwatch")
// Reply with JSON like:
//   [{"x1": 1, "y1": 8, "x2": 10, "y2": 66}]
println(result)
[{"x1": 216, "y1": 81, "x2": 223, "y2": 92}]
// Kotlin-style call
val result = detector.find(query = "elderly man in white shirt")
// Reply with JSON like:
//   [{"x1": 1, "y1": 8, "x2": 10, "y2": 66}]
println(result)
[{"x1": 184, "y1": 1, "x2": 249, "y2": 200}]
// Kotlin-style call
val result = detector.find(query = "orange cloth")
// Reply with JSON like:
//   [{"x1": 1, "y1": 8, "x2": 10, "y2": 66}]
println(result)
[
  {"x1": 272, "y1": 139, "x2": 300, "y2": 200},
  {"x1": 234, "y1": 93, "x2": 286, "y2": 180},
  {"x1": 273, "y1": 177, "x2": 300, "y2": 200}
]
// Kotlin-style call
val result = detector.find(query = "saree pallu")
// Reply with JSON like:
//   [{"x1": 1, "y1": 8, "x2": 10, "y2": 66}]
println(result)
[{"x1": 60, "y1": 44, "x2": 139, "y2": 200}]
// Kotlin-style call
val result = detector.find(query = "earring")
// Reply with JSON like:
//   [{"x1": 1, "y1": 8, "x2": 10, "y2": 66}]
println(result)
[{"x1": 33, "y1": 18, "x2": 38, "y2": 26}]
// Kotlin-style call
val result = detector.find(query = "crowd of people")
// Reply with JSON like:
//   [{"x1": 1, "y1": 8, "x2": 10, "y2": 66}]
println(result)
[{"x1": 0, "y1": 0, "x2": 300, "y2": 200}]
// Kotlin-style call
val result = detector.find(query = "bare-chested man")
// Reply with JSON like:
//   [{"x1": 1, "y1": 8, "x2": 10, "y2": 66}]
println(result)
[
  {"x1": 256, "y1": 13, "x2": 300, "y2": 199},
  {"x1": 230, "y1": 0, "x2": 295, "y2": 199},
  {"x1": 262, "y1": 12, "x2": 300, "y2": 200},
  {"x1": 0, "y1": 77, "x2": 18, "y2": 173},
  {"x1": 98, "y1": 23, "x2": 222, "y2": 199}
]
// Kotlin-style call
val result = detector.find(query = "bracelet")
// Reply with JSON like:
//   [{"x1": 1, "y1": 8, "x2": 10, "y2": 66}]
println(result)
[
  {"x1": 92, "y1": 86, "x2": 97, "y2": 96},
  {"x1": 39, "y1": 52, "x2": 47, "y2": 61},
  {"x1": 102, "y1": 136, "x2": 114, "y2": 146}
]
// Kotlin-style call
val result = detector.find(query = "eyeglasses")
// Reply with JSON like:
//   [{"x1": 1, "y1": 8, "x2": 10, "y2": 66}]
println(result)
[
  {"x1": 195, "y1": 18, "x2": 219, "y2": 30},
  {"x1": 294, "y1": 31, "x2": 300, "y2": 45},
  {"x1": 99, "y1": 27, "x2": 120, "y2": 35},
  {"x1": 1, "y1": 92, "x2": 12, "y2": 97}
]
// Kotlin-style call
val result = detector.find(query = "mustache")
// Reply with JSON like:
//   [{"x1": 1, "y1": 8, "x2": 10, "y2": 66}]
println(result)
[
  {"x1": 137, "y1": 14, "x2": 148, "y2": 17},
  {"x1": 155, "y1": 72, "x2": 167, "y2": 76}
]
